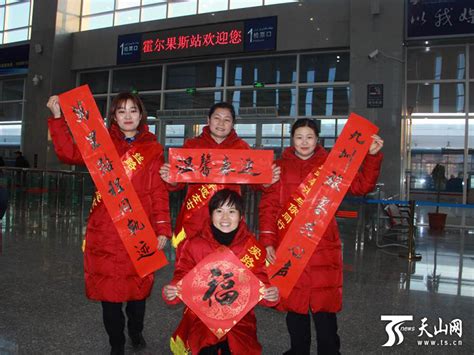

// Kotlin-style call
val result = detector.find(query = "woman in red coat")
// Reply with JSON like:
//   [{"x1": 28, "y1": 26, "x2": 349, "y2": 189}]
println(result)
[
  {"x1": 159, "y1": 102, "x2": 280, "y2": 256},
  {"x1": 46, "y1": 93, "x2": 171, "y2": 355},
  {"x1": 259, "y1": 118, "x2": 383, "y2": 354},
  {"x1": 163, "y1": 189, "x2": 279, "y2": 355}
]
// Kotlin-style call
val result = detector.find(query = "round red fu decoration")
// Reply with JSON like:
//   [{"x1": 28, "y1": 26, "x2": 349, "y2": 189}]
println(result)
[{"x1": 176, "y1": 247, "x2": 265, "y2": 339}]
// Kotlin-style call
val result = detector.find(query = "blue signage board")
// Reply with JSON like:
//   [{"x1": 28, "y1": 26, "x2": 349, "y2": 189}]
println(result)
[
  {"x1": 244, "y1": 16, "x2": 277, "y2": 52},
  {"x1": 117, "y1": 16, "x2": 277, "y2": 65},
  {"x1": 0, "y1": 44, "x2": 29, "y2": 75},
  {"x1": 117, "y1": 33, "x2": 141, "y2": 65},
  {"x1": 406, "y1": 0, "x2": 474, "y2": 39}
]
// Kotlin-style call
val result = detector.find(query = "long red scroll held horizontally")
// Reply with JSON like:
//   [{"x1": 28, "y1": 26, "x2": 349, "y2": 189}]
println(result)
[
  {"x1": 267, "y1": 113, "x2": 378, "y2": 299},
  {"x1": 58, "y1": 85, "x2": 167, "y2": 278},
  {"x1": 168, "y1": 148, "x2": 273, "y2": 184}
]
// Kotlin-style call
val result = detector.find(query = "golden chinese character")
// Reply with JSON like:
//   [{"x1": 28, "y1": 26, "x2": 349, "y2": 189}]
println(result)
[
  {"x1": 248, "y1": 246, "x2": 262, "y2": 260},
  {"x1": 295, "y1": 197, "x2": 304, "y2": 207},
  {"x1": 302, "y1": 185, "x2": 311, "y2": 194},
  {"x1": 199, "y1": 185, "x2": 210, "y2": 198},
  {"x1": 208, "y1": 184, "x2": 218, "y2": 191},
  {"x1": 132, "y1": 153, "x2": 144, "y2": 164},
  {"x1": 192, "y1": 193, "x2": 202, "y2": 204},
  {"x1": 282, "y1": 212, "x2": 292, "y2": 224},
  {"x1": 308, "y1": 178, "x2": 316, "y2": 186},
  {"x1": 277, "y1": 219, "x2": 285, "y2": 230},
  {"x1": 289, "y1": 203, "x2": 299, "y2": 215},
  {"x1": 124, "y1": 157, "x2": 137, "y2": 170},
  {"x1": 240, "y1": 254, "x2": 254, "y2": 268},
  {"x1": 186, "y1": 199, "x2": 195, "y2": 210}
]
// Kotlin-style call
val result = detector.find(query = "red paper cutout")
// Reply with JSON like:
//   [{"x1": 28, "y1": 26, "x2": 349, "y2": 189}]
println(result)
[{"x1": 177, "y1": 247, "x2": 264, "y2": 339}]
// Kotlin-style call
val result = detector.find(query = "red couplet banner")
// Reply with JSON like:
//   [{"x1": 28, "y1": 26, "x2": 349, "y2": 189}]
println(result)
[
  {"x1": 267, "y1": 113, "x2": 378, "y2": 298},
  {"x1": 168, "y1": 148, "x2": 273, "y2": 184},
  {"x1": 176, "y1": 247, "x2": 264, "y2": 339},
  {"x1": 58, "y1": 85, "x2": 168, "y2": 278}
]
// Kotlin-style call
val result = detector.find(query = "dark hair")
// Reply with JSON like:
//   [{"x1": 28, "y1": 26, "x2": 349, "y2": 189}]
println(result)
[
  {"x1": 291, "y1": 118, "x2": 320, "y2": 137},
  {"x1": 108, "y1": 92, "x2": 147, "y2": 128},
  {"x1": 209, "y1": 189, "x2": 244, "y2": 216},
  {"x1": 208, "y1": 102, "x2": 236, "y2": 123}
]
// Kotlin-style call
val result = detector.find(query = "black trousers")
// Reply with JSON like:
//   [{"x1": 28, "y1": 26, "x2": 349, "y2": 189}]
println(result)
[
  {"x1": 199, "y1": 340, "x2": 231, "y2": 355},
  {"x1": 101, "y1": 300, "x2": 146, "y2": 350},
  {"x1": 285, "y1": 311, "x2": 341, "y2": 355}
]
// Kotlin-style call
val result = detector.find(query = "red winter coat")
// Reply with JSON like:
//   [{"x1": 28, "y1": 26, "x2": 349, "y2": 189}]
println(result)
[
  {"x1": 259, "y1": 145, "x2": 382, "y2": 314},
  {"x1": 170, "y1": 126, "x2": 251, "y2": 240},
  {"x1": 164, "y1": 221, "x2": 277, "y2": 355},
  {"x1": 48, "y1": 117, "x2": 171, "y2": 302}
]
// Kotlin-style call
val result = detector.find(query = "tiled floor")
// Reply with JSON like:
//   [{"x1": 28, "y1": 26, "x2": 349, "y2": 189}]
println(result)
[{"x1": 0, "y1": 190, "x2": 472, "y2": 354}]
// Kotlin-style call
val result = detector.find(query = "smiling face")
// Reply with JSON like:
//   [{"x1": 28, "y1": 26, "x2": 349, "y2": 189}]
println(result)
[
  {"x1": 114, "y1": 99, "x2": 142, "y2": 137},
  {"x1": 211, "y1": 202, "x2": 241, "y2": 233},
  {"x1": 292, "y1": 126, "x2": 318, "y2": 160},
  {"x1": 207, "y1": 107, "x2": 234, "y2": 143}
]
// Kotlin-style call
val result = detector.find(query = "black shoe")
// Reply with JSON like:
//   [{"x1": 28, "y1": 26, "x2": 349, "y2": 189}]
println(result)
[
  {"x1": 129, "y1": 333, "x2": 147, "y2": 350},
  {"x1": 110, "y1": 346, "x2": 124, "y2": 355}
]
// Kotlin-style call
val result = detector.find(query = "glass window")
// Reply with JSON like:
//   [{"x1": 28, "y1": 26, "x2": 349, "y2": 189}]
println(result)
[
  {"x1": 112, "y1": 66, "x2": 162, "y2": 92},
  {"x1": 199, "y1": 0, "x2": 227, "y2": 13},
  {"x1": 319, "y1": 119, "x2": 336, "y2": 138},
  {"x1": 116, "y1": 0, "x2": 140, "y2": 9},
  {"x1": 140, "y1": 4, "x2": 166, "y2": 22},
  {"x1": 3, "y1": 28, "x2": 27, "y2": 43},
  {"x1": 81, "y1": 13, "x2": 113, "y2": 30},
  {"x1": 230, "y1": 0, "x2": 262, "y2": 9},
  {"x1": 468, "y1": 120, "x2": 474, "y2": 204},
  {"x1": 407, "y1": 47, "x2": 466, "y2": 81},
  {"x1": 142, "y1": 0, "x2": 166, "y2": 4},
  {"x1": 140, "y1": 94, "x2": 161, "y2": 119},
  {"x1": 114, "y1": 8, "x2": 139, "y2": 25},
  {"x1": 234, "y1": 123, "x2": 256, "y2": 147},
  {"x1": 299, "y1": 87, "x2": 350, "y2": 116},
  {"x1": 470, "y1": 45, "x2": 474, "y2": 79},
  {"x1": 5, "y1": 2, "x2": 29, "y2": 29},
  {"x1": 265, "y1": 0, "x2": 297, "y2": 4},
  {"x1": 168, "y1": 0, "x2": 197, "y2": 18},
  {"x1": 261, "y1": 123, "x2": 291, "y2": 150},
  {"x1": 0, "y1": 32, "x2": 3, "y2": 45},
  {"x1": 228, "y1": 56, "x2": 296, "y2": 86},
  {"x1": 1, "y1": 79, "x2": 23, "y2": 100},
  {"x1": 470, "y1": 83, "x2": 474, "y2": 113},
  {"x1": 411, "y1": 119, "x2": 465, "y2": 150},
  {"x1": 79, "y1": 71, "x2": 109, "y2": 94},
  {"x1": 165, "y1": 124, "x2": 185, "y2": 147},
  {"x1": 0, "y1": 102, "x2": 22, "y2": 121},
  {"x1": 0, "y1": 124, "x2": 21, "y2": 145},
  {"x1": 0, "y1": 8, "x2": 5, "y2": 30},
  {"x1": 166, "y1": 62, "x2": 224, "y2": 89},
  {"x1": 95, "y1": 97, "x2": 108, "y2": 118},
  {"x1": 336, "y1": 118, "x2": 347, "y2": 135},
  {"x1": 82, "y1": 0, "x2": 114, "y2": 15},
  {"x1": 229, "y1": 88, "x2": 296, "y2": 116},
  {"x1": 407, "y1": 83, "x2": 465, "y2": 113},
  {"x1": 300, "y1": 53, "x2": 350, "y2": 83},
  {"x1": 164, "y1": 91, "x2": 223, "y2": 110}
]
